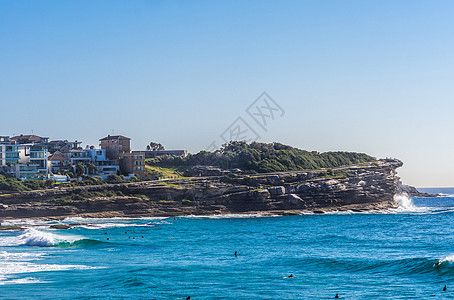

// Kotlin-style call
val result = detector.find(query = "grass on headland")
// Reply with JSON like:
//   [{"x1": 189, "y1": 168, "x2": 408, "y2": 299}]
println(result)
[{"x1": 145, "y1": 165, "x2": 189, "y2": 179}]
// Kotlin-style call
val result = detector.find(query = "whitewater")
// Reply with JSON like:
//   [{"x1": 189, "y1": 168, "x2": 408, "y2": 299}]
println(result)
[{"x1": 1, "y1": 191, "x2": 454, "y2": 299}]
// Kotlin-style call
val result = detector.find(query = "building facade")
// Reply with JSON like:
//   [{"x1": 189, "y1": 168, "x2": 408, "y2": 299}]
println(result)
[
  {"x1": 99, "y1": 135, "x2": 131, "y2": 160},
  {"x1": 119, "y1": 151, "x2": 146, "y2": 176}
]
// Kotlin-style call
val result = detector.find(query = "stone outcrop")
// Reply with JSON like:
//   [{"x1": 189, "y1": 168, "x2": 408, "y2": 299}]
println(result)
[
  {"x1": 397, "y1": 181, "x2": 436, "y2": 197},
  {"x1": 0, "y1": 159, "x2": 404, "y2": 219}
]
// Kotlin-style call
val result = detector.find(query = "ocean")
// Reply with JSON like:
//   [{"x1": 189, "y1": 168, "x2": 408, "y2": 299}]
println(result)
[{"x1": 1, "y1": 190, "x2": 454, "y2": 299}]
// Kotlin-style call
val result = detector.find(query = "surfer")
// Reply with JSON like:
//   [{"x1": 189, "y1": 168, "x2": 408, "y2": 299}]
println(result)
[
  {"x1": 234, "y1": 250, "x2": 238, "y2": 256},
  {"x1": 443, "y1": 285, "x2": 447, "y2": 291},
  {"x1": 286, "y1": 274, "x2": 294, "y2": 278},
  {"x1": 335, "y1": 293, "x2": 339, "y2": 298},
  {"x1": 434, "y1": 261, "x2": 441, "y2": 266},
  {"x1": 186, "y1": 297, "x2": 191, "y2": 300}
]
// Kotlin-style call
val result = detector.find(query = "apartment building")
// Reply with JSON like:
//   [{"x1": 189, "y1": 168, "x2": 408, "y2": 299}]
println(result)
[
  {"x1": 99, "y1": 135, "x2": 131, "y2": 160},
  {"x1": 0, "y1": 136, "x2": 49, "y2": 180},
  {"x1": 119, "y1": 151, "x2": 146, "y2": 176},
  {"x1": 85, "y1": 148, "x2": 120, "y2": 177}
]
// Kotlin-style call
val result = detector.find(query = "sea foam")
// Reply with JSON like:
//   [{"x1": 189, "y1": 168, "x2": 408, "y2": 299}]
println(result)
[{"x1": 17, "y1": 228, "x2": 57, "y2": 247}]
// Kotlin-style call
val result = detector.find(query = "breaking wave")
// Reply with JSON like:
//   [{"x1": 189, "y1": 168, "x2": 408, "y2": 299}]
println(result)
[{"x1": 11, "y1": 229, "x2": 106, "y2": 248}]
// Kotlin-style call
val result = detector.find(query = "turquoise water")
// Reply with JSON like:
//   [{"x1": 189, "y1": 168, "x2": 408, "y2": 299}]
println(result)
[{"x1": 2, "y1": 193, "x2": 454, "y2": 299}]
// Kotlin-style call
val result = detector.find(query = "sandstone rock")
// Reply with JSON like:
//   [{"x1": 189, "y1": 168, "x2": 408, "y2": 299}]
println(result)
[
  {"x1": 268, "y1": 186, "x2": 285, "y2": 195},
  {"x1": 288, "y1": 194, "x2": 303, "y2": 205}
]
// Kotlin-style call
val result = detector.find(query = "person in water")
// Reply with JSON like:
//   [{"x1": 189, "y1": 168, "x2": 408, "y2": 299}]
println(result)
[
  {"x1": 443, "y1": 285, "x2": 447, "y2": 291},
  {"x1": 186, "y1": 296, "x2": 191, "y2": 300},
  {"x1": 234, "y1": 251, "x2": 238, "y2": 256},
  {"x1": 335, "y1": 293, "x2": 339, "y2": 298},
  {"x1": 288, "y1": 274, "x2": 294, "y2": 278}
]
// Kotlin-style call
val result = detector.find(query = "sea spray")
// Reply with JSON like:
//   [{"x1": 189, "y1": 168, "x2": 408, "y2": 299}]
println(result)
[
  {"x1": 16, "y1": 229, "x2": 87, "y2": 247},
  {"x1": 394, "y1": 193, "x2": 415, "y2": 210},
  {"x1": 17, "y1": 229, "x2": 56, "y2": 247}
]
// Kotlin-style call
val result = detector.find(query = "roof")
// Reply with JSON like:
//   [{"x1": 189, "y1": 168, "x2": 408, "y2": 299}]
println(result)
[
  {"x1": 48, "y1": 153, "x2": 70, "y2": 161},
  {"x1": 11, "y1": 134, "x2": 49, "y2": 141},
  {"x1": 99, "y1": 135, "x2": 130, "y2": 141}
]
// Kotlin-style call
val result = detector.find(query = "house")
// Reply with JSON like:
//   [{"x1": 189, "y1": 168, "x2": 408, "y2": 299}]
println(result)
[
  {"x1": 65, "y1": 149, "x2": 92, "y2": 175},
  {"x1": 11, "y1": 134, "x2": 49, "y2": 145},
  {"x1": 48, "y1": 152, "x2": 71, "y2": 174},
  {"x1": 0, "y1": 136, "x2": 50, "y2": 180},
  {"x1": 99, "y1": 135, "x2": 145, "y2": 176},
  {"x1": 48, "y1": 140, "x2": 82, "y2": 154},
  {"x1": 99, "y1": 135, "x2": 131, "y2": 160},
  {"x1": 119, "y1": 151, "x2": 146, "y2": 176},
  {"x1": 84, "y1": 148, "x2": 120, "y2": 177}
]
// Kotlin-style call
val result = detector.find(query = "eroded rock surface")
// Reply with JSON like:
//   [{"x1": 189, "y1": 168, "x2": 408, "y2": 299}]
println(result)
[{"x1": 0, "y1": 160, "x2": 403, "y2": 219}]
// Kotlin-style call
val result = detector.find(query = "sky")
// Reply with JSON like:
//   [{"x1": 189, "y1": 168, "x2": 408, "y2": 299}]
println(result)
[{"x1": 1, "y1": 0, "x2": 453, "y2": 187}]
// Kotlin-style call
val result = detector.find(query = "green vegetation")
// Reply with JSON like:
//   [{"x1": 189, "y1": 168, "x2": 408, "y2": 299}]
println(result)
[
  {"x1": 147, "y1": 141, "x2": 376, "y2": 173},
  {"x1": 161, "y1": 182, "x2": 183, "y2": 189},
  {"x1": 145, "y1": 165, "x2": 188, "y2": 179},
  {"x1": 0, "y1": 173, "x2": 141, "y2": 193},
  {"x1": 49, "y1": 190, "x2": 127, "y2": 203},
  {"x1": 0, "y1": 174, "x2": 31, "y2": 192}
]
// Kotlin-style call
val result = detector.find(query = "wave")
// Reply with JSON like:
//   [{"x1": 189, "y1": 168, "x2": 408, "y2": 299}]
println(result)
[
  {"x1": 0, "y1": 277, "x2": 45, "y2": 285},
  {"x1": 57, "y1": 239, "x2": 108, "y2": 248},
  {"x1": 184, "y1": 213, "x2": 279, "y2": 219},
  {"x1": 8, "y1": 228, "x2": 106, "y2": 248},
  {"x1": 392, "y1": 194, "x2": 434, "y2": 214},
  {"x1": 17, "y1": 228, "x2": 58, "y2": 246},
  {"x1": 294, "y1": 255, "x2": 454, "y2": 278},
  {"x1": 0, "y1": 259, "x2": 97, "y2": 285}
]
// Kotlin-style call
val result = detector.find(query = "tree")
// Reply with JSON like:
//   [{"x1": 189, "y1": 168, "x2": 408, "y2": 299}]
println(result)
[
  {"x1": 75, "y1": 162, "x2": 86, "y2": 177},
  {"x1": 147, "y1": 142, "x2": 165, "y2": 151},
  {"x1": 87, "y1": 163, "x2": 98, "y2": 175}
]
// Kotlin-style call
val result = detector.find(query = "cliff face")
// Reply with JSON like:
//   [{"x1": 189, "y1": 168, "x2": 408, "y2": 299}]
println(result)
[{"x1": 0, "y1": 160, "x2": 403, "y2": 219}]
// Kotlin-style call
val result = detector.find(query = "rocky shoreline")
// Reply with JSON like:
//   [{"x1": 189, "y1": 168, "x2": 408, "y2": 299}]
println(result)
[{"x1": 0, "y1": 159, "x2": 411, "y2": 220}]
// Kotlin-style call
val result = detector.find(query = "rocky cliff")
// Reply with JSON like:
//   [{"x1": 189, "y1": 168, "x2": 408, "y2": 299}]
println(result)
[{"x1": 0, "y1": 159, "x2": 403, "y2": 219}]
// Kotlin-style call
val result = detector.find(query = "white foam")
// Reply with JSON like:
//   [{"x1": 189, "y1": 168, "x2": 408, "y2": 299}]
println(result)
[
  {"x1": 0, "y1": 251, "x2": 47, "y2": 261},
  {"x1": 0, "y1": 228, "x2": 86, "y2": 247},
  {"x1": 440, "y1": 254, "x2": 454, "y2": 263},
  {"x1": 17, "y1": 228, "x2": 57, "y2": 246},
  {"x1": 0, "y1": 261, "x2": 96, "y2": 285},
  {"x1": 184, "y1": 213, "x2": 279, "y2": 219},
  {"x1": 0, "y1": 249, "x2": 98, "y2": 285},
  {"x1": 392, "y1": 194, "x2": 431, "y2": 213},
  {"x1": 0, "y1": 277, "x2": 45, "y2": 285}
]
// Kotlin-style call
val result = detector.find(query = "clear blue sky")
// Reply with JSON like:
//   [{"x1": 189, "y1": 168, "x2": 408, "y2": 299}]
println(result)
[{"x1": 1, "y1": 1, "x2": 453, "y2": 187}]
